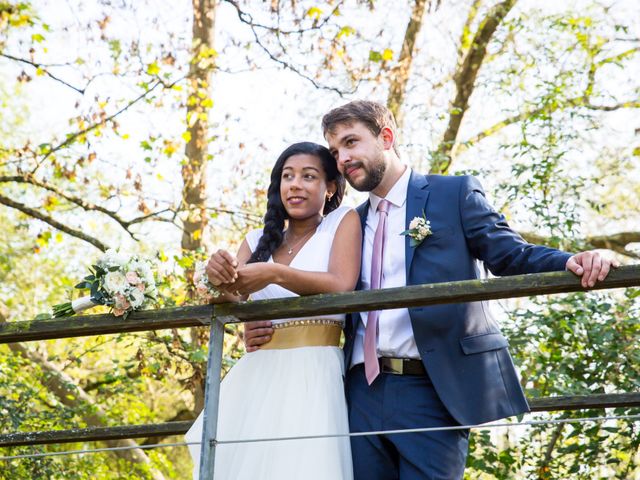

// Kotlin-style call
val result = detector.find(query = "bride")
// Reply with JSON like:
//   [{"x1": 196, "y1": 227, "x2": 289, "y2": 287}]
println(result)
[{"x1": 185, "y1": 141, "x2": 361, "y2": 479}]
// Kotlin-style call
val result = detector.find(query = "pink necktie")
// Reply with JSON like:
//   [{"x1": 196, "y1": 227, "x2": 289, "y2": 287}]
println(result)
[{"x1": 364, "y1": 199, "x2": 390, "y2": 385}]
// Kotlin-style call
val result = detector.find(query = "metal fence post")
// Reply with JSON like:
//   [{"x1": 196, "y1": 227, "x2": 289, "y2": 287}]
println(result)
[{"x1": 198, "y1": 315, "x2": 227, "y2": 479}]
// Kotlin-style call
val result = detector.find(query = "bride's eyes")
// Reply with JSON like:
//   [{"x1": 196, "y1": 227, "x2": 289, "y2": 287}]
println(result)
[{"x1": 282, "y1": 173, "x2": 319, "y2": 181}]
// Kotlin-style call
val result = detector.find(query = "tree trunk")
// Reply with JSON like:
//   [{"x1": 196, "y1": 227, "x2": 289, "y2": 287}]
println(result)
[
  {"x1": 181, "y1": 0, "x2": 217, "y2": 253},
  {"x1": 182, "y1": 0, "x2": 218, "y2": 413}
]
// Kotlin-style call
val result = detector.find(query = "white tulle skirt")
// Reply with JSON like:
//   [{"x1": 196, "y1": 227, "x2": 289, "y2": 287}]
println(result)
[{"x1": 185, "y1": 346, "x2": 353, "y2": 480}]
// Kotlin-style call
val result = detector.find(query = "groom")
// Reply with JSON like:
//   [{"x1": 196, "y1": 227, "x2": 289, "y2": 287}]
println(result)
[{"x1": 244, "y1": 100, "x2": 617, "y2": 479}]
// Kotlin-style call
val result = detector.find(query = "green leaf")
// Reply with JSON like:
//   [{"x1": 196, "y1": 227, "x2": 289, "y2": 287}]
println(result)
[
  {"x1": 189, "y1": 349, "x2": 208, "y2": 363},
  {"x1": 369, "y1": 50, "x2": 382, "y2": 62}
]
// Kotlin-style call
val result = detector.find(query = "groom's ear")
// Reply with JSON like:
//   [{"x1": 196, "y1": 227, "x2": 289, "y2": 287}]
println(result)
[{"x1": 379, "y1": 126, "x2": 395, "y2": 151}]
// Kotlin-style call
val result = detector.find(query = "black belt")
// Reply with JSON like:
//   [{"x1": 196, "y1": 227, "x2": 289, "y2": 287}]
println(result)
[{"x1": 379, "y1": 357, "x2": 426, "y2": 376}]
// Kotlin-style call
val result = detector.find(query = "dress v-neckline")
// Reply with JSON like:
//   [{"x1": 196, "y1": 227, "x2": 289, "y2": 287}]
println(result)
[{"x1": 271, "y1": 227, "x2": 321, "y2": 267}]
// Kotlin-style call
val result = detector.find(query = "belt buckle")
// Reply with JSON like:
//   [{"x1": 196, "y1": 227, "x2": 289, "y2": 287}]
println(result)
[{"x1": 381, "y1": 357, "x2": 404, "y2": 375}]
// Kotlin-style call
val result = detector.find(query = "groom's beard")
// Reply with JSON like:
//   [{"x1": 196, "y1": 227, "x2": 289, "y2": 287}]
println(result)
[{"x1": 346, "y1": 157, "x2": 386, "y2": 193}]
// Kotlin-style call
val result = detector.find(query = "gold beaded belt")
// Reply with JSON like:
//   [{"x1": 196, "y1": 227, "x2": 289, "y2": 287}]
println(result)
[{"x1": 260, "y1": 319, "x2": 343, "y2": 350}]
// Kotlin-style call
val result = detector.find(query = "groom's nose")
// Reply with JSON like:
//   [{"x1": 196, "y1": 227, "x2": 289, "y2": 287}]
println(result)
[{"x1": 336, "y1": 149, "x2": 350, "y2": 172}]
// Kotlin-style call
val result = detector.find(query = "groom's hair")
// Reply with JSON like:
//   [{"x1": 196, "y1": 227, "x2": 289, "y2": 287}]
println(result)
[{"x1": 322, "y1": 100, "x2": 399, "y2": 155}]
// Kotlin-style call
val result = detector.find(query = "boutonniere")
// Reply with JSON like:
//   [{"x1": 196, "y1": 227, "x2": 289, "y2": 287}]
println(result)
[{"x1": 401, "y1": 213, "x2": 432, "y2": 247}]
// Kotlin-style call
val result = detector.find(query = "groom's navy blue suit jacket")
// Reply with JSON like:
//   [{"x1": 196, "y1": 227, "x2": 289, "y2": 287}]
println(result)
[{"x1": 344, "y1": 172, "x2": 571, "y2": 426}]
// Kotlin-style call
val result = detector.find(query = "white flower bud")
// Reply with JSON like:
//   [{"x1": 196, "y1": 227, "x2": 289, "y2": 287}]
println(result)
[{"x1": 104, "y1": 271, "x2": 128, "y2": 295}]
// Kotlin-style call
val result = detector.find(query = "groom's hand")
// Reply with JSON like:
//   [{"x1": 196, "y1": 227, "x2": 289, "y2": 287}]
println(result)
[
  {"x1": 566, "y1": 250, "x2": 619, "y2": 288},
  {"x1": 243, "y1": 321, "x2": 274, "y2": 352}
]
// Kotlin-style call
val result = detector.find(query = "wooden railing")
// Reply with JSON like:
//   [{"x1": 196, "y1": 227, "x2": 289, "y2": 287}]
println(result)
[{"x1": 1, "y1": 265, "x2": 639, "y2": 478}]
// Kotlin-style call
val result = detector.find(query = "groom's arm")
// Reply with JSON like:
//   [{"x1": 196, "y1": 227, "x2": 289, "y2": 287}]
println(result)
[{"x1": 458, "y1": 176, "x2": 617, "y2": 286}]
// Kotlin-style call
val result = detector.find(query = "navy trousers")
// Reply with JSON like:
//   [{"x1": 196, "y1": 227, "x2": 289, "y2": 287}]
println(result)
[{"x1": 346, "y1": 364, "x2": 469, "y2": 480}]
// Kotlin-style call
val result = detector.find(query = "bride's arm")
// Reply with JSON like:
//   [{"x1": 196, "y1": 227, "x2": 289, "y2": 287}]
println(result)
[{"x1": 233, "y1": 210, "x2": 362, "y2": 296}]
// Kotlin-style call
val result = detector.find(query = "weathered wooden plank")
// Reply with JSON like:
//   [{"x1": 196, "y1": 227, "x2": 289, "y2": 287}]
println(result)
[
  {"x1": 528, "y1": 392, "x2": 640, "y2": 412},
  {"x1": 1, "y1": 265, "x2": 639, "y2": 343},
  {"x1": 0, "y1": 421, "x2": 193, "y2": 447},
  {"x1": 216, "y1": 264, "x2": 640, "y2": 321},
  {"x1": 1, "y1": 393, "x2": 638, "y2": 448},
  {"x1": 0, "y1": 304, "x2": 214, "y2": 343}
]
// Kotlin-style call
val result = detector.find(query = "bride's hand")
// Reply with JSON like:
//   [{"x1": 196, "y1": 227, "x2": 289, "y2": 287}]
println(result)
[
  {"x1": 206, "y1": 249, "x2": 239, "y2": 286},
  {"x1": 232, "y1": 263, "x2": 277, "y2": 295}
]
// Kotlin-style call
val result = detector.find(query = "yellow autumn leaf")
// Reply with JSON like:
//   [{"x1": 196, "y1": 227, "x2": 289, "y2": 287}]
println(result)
[
  {"x1": 146, "y1": 62, "x2": 160, "y2": 75},
  {"x1": 306, "y1": 7, "x2": 323, "y2": 19},
  {"x1": 382, "y1": 48, "x2": 394, "y2": 61},
  {"x1": 163, "y1": 141, "x2": 177, "y2": 155},
  {"x1": 337, "y1": 26, "x2": 355, "y2": 39},
  {"x1": 182, "y1": 131, "x2": 192, "y2": 143}
]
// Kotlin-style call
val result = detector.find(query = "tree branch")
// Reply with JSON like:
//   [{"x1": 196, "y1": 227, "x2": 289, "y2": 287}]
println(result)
[
  {"x1": 451, "y1": 37, "x2": 640, "y2": 157},
  {"x1": 454, "y1": 97, "x2": 640, "y2": 155},
  {"x1": 386, "y1": 0, "x2": 431, "y2": 129},
  {"x1": 222, "y1": 0, "x2": 343, "y2": 35},
  {"x1": 0, "y1": 52, "x2": 86, "y2": 94},
  {"x1": 432, "y1": 0, "x2": 517, "y2": 173},
  {"x1": 537, "y1": 418, "x2": 566, "y2": 479},
  {"x1": 0, "y1": 175, "x2": 180, "y2": 240},
  {"x1": 31, "y1": 77, "x2": 184, "y2": 175},
  {"x1": 0, "y1": 192, "x2": 109, "y2": 251},
  {"x1": 456, "y1": 0, "x2": 482, "y2": 66},
  {"x1": 520, "y1": 230, "x2": 640, "y2": 259},
  {"x1": 224, "y1": 0, "x2": 355, "y2": 96}
]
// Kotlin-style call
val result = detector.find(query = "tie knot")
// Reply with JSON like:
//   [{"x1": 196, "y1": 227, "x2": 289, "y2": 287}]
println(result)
[{"x1": 377, "y1": 199, "x2": 391, "y2": 214}]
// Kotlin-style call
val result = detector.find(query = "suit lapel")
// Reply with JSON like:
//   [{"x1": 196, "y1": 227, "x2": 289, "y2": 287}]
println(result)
[
  {"x1": 405, "y1": 172, "x2": 430, "y2": 274},
  {"x1": 349, "y1": 200, "x2": 369, "y2": 331},
  {"x1": 356, "y1": 200, "x2": 369, "y2": 234},
  {"x1": 355, "y1": 200, "x2": 368, "y2": 293}
]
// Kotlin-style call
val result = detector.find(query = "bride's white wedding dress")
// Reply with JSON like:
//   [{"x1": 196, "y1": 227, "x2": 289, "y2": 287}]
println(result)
[{"x1": 186, "y1": 206, "x2": 354, "y2": 480}]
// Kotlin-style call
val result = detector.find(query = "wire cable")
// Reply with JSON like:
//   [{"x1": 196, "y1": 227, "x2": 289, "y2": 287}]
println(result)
[{"x1": 2, "y1": 413, "x2": 639, "y2": 461}]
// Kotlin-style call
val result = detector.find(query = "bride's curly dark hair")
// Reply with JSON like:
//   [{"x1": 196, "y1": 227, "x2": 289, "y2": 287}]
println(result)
[{"x1": 247, "y1": 142, "x2": 345, "y2": 263}]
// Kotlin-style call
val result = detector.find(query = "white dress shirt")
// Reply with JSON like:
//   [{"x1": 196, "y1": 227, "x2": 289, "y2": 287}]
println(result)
[{"x1": 351, "y1": 166, "x2": 420, "y2": 367}]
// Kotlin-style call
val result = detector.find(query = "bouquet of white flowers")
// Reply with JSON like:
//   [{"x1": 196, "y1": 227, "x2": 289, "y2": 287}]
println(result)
[
  {"x1": 52, "y1": 249, "x2": 158, "y2": 318},
  {"x1": 193, "y1": 261, "x2": 220, "y2": 302}
]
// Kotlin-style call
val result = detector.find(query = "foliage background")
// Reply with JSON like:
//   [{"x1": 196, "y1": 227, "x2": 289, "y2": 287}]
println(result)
[{"x1": 0, "y1": 0, "x2": 638, "y2": 478}]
